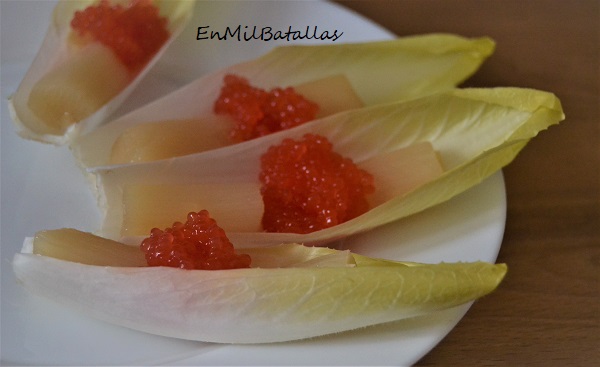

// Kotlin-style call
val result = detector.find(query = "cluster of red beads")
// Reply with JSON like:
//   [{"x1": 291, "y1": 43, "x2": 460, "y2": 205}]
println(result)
[
  {"x1": 214, "y1": 74, "x2": 319, "y2": 142},
  {"x1": 140, "y1": 210, "x2": 251, "y2": 270},
  {"x1": 70, "y1": 0, "x2": 170, "y2": 72},
  {"x1": 260, "y1": 134, "x2": 375, "y2": 234}
]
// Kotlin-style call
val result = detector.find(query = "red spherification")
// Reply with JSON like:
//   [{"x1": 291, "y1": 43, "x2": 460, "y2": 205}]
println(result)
[
  {"x1": 140, "y1": 210, "x2": 251, "y2": 270},
  {"x1": 214, "y1": 74, "x2": 319, "y2": 142},
  {"x1": 70, "y1": 0, "x2": 170, "y2": 72},
  {"x1": 259, "y1": 134, "x2": 375, "y2": 234}
]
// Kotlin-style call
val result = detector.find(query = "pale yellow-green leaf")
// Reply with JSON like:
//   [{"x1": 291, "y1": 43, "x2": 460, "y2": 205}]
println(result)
[
  {"x1": 8, "y1": 0, "x2": 194, "y2": 145},
  {"x1": 72, "y1": 33, "x2": 495, "y2": 166},
  {"x1": 13, "y1": 232, "x2": 506, "y2": 343},
  {"x1": 93, "y1": 87, "x2": 564, "y2": 247}
]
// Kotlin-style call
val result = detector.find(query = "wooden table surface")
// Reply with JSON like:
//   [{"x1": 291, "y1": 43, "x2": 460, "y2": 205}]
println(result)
[{"x1": 335, "y1": 1, "x2": 600, "y2": 366}]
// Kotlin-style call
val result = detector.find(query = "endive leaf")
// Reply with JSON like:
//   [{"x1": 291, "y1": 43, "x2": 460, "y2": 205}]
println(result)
[
  {"x1": 93, "y1": 87, "x2": 564, "y2": 247},
  {"x1": 12, "y1": 237, "x2": 506, "y2": 343},
  {"x1": 8, "y1": 0, "x2": 194, "y2": 145},
  {"x1": 71, "y1": 33, "x2": 495, "y2": 167}
]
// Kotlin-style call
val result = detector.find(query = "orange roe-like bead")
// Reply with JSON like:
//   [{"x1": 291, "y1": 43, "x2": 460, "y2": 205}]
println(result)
[
  {"x1": 70, "y1": 0, "x2": 170, "y2": 72},
  {"x1": 140, "y1": 210, "x2": 251, "y2": 270},
  {"x1": 214, "y1": 74, "x2": 319, "y2": 142},
  {"x1": 260, "y1": 134, "x2": 375, "y2": 234}
]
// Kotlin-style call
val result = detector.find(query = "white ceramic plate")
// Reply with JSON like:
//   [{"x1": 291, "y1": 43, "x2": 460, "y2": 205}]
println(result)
[{"x1": 0, "y1": 1, "x2": 505, "y2": 365}]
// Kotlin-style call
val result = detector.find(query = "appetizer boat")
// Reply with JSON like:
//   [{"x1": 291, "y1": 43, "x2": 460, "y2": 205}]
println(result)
[
  {"x1": 8, "y1": 0, "x2": 194, "y2": 145},
  {"x1": 12, "y1": 226, "x2": 507, "y2": 343},
  {"x1": 92, "y1": 87, "x2": 564, "y2": 247},
  {"x1": 71, "y1": 33, "x2": 496, "y2": 167}
]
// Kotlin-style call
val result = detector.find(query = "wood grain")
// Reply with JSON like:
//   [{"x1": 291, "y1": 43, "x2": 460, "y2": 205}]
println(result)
[{"x1": 334, "y1": 1, "x2": 600, "y2": 365}]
